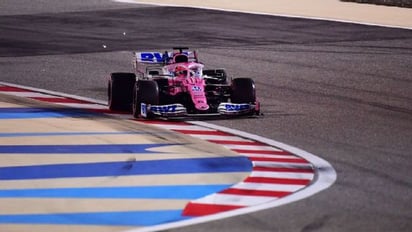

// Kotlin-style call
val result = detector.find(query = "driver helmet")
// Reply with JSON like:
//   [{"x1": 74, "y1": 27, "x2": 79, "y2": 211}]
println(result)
[{"x1": 175, "y1": 65, "x2": 187, "y2": 77}]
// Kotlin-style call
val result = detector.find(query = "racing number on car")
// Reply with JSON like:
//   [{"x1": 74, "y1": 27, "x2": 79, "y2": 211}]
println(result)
[{"x1": 192, "y1": 86, "x2": 202, "y2": 92}]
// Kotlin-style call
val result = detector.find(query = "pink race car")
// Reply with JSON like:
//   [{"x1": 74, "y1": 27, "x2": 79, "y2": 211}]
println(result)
[{"x1": 108, "y1": 47, "x2": 260, "y2": 118}]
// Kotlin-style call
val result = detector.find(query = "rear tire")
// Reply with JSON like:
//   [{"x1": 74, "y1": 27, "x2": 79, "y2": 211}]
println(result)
[
  {"x1": 132, "y1": 80, "x2": 159, "y2": 118},
  {"x1": 108, "y1": 73, "x2": 136, "y2": 111},
  {"x1": 231, "y1": 78, "x2": 256, "y2": 103}
]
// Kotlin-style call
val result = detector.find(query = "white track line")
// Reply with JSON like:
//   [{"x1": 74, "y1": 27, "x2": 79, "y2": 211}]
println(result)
[
  {"x1": 189, "y1": 134, "x2": 251, "y2": 142},
  {"x1": 0, "y1": 82, "x2": 107, "y2": 105},
  {"x1": 189, "y1": 193, "x2": 277, "y2": 206},
  {"x1": 250, "y1": 171, "x2": 315, "y2": 179},
  {"x1": 220, "y1": 144, "x2": 284, "y2": 151},
  {"x1": 2, "y1": 91, "x2": 64, "y2": 98}
]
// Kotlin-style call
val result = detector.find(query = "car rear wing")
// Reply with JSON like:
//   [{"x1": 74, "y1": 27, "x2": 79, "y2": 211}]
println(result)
[
  {"x1": 133, "y1": 48, "x2": 200, "y2": 77},
  {"x1": 133, "y1": 49, "x2": 199, "y2": 64},
  {"x1": 134, "y1": 52, "x2": 168, "y2": 64}
]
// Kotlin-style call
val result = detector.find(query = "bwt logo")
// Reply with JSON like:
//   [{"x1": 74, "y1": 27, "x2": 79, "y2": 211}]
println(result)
[
  {"x1": 139, "y1": 52, "x2": 190, "y2": 63},
  {"x1": 225, "y1": 104, "x2": 250, "y2": 111},
  {"x1": 150, "y1": 105, "x2": 177, "y2": 113},
  {"x1": 140, "y1": 52, "x2": 165, "y2": 62}
]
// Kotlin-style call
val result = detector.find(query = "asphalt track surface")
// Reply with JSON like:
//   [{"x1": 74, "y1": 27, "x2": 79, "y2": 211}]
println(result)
[{"x1": 1, "y1": 0, "x2": 412, "y2": 231}]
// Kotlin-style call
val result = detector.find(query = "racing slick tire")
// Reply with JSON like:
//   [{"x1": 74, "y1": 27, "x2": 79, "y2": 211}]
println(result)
[
  {"x1": 108, "y1": 72, "x2": 136, "y2": 112},
  {"x1": 231, "y1": 78, "x2": 256, "y2": 103},
  {"x1": 132, "y1": 80, "x2": 159, "y2": 118}
]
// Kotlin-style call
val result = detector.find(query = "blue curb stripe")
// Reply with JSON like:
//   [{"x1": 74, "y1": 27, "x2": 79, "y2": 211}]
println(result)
[
  {"x1": 0, "y1": 107, "x2": 99, "y2": 119},
  {"x1": 0, "y1": 210, "x2": 191, "y2": 226},
  {"x1": 0, "y1": 185, "x2": 231, "y2": 199},
  {"x1": 0, "y1": 157, "x2": 252, "y2": 180},
  {"x1": 0, "y1": 132, "x2": 173, "y2": 137},
  {"x1": 0, "y1": 144, "x2": 174, "y2": 154}
]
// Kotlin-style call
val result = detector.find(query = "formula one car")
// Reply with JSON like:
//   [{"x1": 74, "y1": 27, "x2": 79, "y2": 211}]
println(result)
[{"x1": 108, "y1": 47, "x2": 260, "y2": 119}]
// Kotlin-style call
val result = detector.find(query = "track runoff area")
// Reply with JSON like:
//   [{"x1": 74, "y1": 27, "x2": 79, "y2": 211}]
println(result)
[
  {"x1": 0, "y1": 81, "x2": 336, "y2": 231},
  {"x1": 115, "y1": 0, "x2": 412, "y2": 30}
]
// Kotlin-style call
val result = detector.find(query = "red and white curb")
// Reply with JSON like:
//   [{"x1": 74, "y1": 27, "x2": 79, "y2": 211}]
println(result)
[
  {"x1": 140, "y1": 120, "x2": 315, "y2": 216},
  {"x1": 0, "y1": 82, "x2": 337, "y2": 231},
  {"x1": 0, "y1": 84, "x2": 108, "y2": 110}
]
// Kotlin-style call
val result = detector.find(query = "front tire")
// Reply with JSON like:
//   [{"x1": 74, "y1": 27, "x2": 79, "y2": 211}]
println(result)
[
  {"x1": 231, "y1": 78, "x2": 256, "y2": 103},
  {"x1": 132, "y1": 80, "x2": 159, "y2": 118},
  {"x1": 108, "y1": 73, "x2": 136, "y2": 111}
]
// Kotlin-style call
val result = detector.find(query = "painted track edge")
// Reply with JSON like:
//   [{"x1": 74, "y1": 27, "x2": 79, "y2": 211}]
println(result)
[
  {"x1": 123, "y1": 121, "x2": 337, "y2": 232},
  {"x1": 0, "y1": 81, "x2": 336, "y2": 232}
]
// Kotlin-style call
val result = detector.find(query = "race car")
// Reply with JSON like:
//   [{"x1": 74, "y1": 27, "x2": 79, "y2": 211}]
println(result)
[{"x1": 108, "y1": 47, "x2": 260, "y2": 118}]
